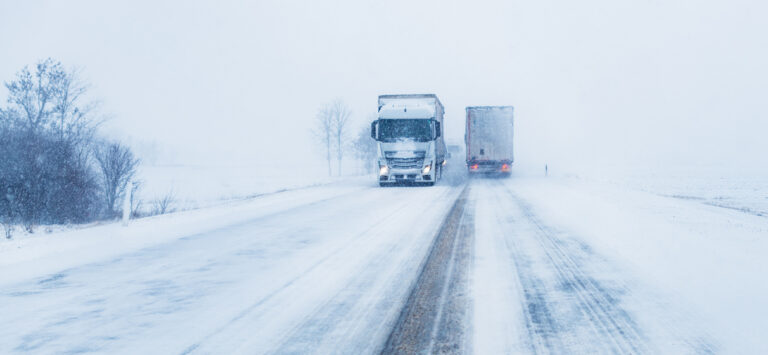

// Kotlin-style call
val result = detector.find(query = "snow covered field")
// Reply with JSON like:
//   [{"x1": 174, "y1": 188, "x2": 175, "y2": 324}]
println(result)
[
  {"x1": 2, "y1": 169, "x2": 767, "y2": 353},
  {"x1": 577, "y1": 166, "x2": 768, "y2": 217},
  {"x1": 135, "y1": 162, "x2": 349, "y2": 212}
]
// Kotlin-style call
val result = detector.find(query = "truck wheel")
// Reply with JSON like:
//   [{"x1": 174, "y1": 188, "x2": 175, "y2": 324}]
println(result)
[{"x1": 379, "y1": 182, "x2": 387, "y2": 187}]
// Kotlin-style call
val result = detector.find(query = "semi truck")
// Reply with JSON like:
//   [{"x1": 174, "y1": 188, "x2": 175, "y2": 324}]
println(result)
[
  {"x1": 465, "y1": 106, "x2": 514, "y2": 176},
  {"x1": 370, "y1": 94, "x2": 447, "y2": 186}
]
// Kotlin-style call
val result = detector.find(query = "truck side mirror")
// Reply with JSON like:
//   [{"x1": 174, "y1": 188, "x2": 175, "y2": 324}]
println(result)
[
  {"x1": 370, "y1": 121, "x2": 377, "y2": 140},
  {"x1": 435, "y1": 121, "x2": 441, "y2": 139}
]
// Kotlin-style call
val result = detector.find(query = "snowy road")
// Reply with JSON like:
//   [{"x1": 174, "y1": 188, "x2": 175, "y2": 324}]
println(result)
[
  {"x1": 3, "y1": 174, "x2": 767, "y2": 353},
  {"x1": 470, "y1": 179, "x2": 715, "y2": 353},
  {"x1": 384, "y1": 178, "x2": 718, "y2": 354},
  {"x1": 0, "y1": 183, "x2": 462, "y2": 354}
]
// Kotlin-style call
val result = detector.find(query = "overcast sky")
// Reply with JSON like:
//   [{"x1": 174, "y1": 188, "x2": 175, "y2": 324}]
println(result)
[{"x1": 2, "y1": 0, "x2": 767, "y2": 172}]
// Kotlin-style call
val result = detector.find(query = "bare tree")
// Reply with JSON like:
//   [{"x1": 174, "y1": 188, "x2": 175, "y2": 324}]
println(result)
[
  {"x1": 313, "y1": 105, "x2": 334, "y2": 177},
  {"x1": 152, "y1": 189, "x2": 176, "y2": 215},
  {"x1": 94, "y1": 141, "x2": 140, "y2": 217},
  {"x1": 4, "y1": 58, "x2": 63, "y2": 134},
  {"x1": 330, "y1": 99, "x2": 352, "y2": 176},
  {"x1": 313, "y1": 99, "x2": 353, "y2": 177},
  {"x1": 4, "y1": 59, "x2": 100, "y2": 143},
  {"x1": 1, "y1": 59, "x2": 102, "y2": 226},
  {"x1": 52, "y1": 67, "x2": 101, "y2": 161}
]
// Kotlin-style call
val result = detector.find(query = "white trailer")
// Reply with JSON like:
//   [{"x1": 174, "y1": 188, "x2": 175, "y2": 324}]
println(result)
[
  {"x1": 370, "y1": 94, "x2": 447, "y2": 186},
  {"x1": 465, "y1": 106, "x2": 514, "y2": 175}
]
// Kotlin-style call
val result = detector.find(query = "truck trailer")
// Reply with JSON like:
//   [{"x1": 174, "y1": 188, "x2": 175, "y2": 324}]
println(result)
[
  {"x1": 465, "y1": 106, "x2": 514, "y2": 176},
  {"x1": 370, "y1": 94, "x2": 447, "y2": 186}
]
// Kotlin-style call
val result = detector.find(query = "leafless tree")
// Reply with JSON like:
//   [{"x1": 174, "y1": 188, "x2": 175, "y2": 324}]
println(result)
[
  {"x1": 4, "y1": 59, "x2": 100, "y2": 143},
  {"x1": 152, "y1": 189, "x2": 176, "y2": 215},
  {"x1": 330, "y1": 99, "x2": 352, "y2": 176},
  {"x1": 4, "y1": 58, "x2": 63, "y2": 134},
  {"x1": 52, "y1": 67, "x2": 101, "y2": 161},
  {"x1": 313, "y1": 105, "x2": 334, "y2": 176},
  {"x1": 94, "y1": 141, "x2": 140, "y2": 217},
  {"x1": 1, "y1": 59, "x2": 102, "y2": 226},
  {"x1": 313, "y1": 99, "x2": 353, "y2": 177}
]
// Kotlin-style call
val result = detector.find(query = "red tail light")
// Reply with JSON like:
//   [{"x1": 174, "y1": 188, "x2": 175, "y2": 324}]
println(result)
[{"x1": 471, "y1": 164, "x2": 479, "y2": 170}]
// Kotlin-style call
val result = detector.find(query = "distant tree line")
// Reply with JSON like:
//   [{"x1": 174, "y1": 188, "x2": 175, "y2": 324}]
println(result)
[{"x1": 0, "y1": 58, "x2": 139, "y2": 238}]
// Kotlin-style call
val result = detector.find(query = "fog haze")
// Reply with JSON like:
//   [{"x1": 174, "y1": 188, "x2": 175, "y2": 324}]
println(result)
[{"x1": 2, "y1": 0, "x2": 766, "y2": 173}]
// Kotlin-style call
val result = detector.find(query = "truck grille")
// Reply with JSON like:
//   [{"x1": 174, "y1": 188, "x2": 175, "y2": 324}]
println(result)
[
  {"x1": 385, "y1": 151, "x2": 426, "y2": 169},
  {"x1": 387, "y1": 157, "x2": 424, "y2": 169}
]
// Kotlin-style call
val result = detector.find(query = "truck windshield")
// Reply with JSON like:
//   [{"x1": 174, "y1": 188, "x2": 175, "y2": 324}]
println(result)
[{"x1": 378, "y1": 119, "x2": 433, "y2": 142}]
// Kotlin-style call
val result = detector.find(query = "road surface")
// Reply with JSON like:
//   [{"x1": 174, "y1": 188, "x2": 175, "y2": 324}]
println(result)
[{"x1": 1, "y1": 174, "x2": 749, "y2": 353}]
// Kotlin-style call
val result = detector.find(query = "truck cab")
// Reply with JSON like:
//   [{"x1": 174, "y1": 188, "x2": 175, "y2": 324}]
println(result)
[{"x1": 370, "y1": 94, "x2": 446, "y2": 186}]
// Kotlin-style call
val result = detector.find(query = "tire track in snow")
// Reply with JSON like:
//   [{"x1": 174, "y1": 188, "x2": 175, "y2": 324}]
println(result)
[
  {"x1": 489, "y1": 179, "x2": 717, "y2": 354},
  {"x1": 492, "y1": 180, "x2": 648, "y2": 353}
]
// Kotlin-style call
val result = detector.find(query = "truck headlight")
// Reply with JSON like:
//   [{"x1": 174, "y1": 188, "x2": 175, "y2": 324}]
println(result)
[
  {"x1": 379, "y1": 165, "x2": 389, "y2": 175},
  {"x1": 422, "y1": 164, "x2": 431, "y2": 174}
]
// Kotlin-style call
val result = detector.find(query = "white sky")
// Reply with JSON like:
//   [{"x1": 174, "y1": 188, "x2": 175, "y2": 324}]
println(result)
[{"x1": 2, "y1": 0, "x2": 767, "y2": 172}]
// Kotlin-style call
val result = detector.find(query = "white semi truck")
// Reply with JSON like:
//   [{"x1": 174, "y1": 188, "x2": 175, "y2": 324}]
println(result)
[
  {"x1": 465, "y1": 106, "x2": 514, "y2": 176},
  {"x1": 370, "y1": 94, "x2": 447, "y2": 186}
]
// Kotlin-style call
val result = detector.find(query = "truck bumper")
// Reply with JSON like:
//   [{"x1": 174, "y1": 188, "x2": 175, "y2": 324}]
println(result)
[
  {"x1": 379, "y1": 168, "x2": 434, "y2": 185},
  {"x1": 467, "y1": 161, "x2": 512, "y2": 174}
]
